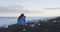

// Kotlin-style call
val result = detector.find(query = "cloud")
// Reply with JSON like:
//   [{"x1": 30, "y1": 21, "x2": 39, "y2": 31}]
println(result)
[{"x1": 0, "y1": 5, "x2": 41, "y2": 14}]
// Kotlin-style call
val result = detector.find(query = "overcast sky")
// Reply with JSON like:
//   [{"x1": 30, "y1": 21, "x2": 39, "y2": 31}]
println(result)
[{"x1": 0, "y1": 0, "x2": 60, "y2": 17}]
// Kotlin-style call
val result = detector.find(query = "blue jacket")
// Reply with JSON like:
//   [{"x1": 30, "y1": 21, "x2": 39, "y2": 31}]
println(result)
[{"x1": 17, "y1": 16, "x2": 26, "y2": 25}]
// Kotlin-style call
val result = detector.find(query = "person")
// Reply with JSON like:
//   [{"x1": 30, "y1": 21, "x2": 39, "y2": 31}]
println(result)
[{"x1": 17, "y1": 13, "x2": 26, "y2": 26}]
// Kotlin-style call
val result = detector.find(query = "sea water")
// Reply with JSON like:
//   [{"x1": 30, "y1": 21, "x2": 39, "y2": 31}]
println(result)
[
  {"x1": 0, "y1": 17, "x2": 17, "y2": 27},
  {"x1": 0, "y1": 17, "x2": 56, "y2": 27},
  {"x1": 0, "y1": 17, "x2": 40, "y2": 27}
]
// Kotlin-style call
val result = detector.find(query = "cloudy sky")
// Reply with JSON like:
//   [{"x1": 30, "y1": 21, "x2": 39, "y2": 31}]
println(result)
[{"x1": 0, "y1": 0, "x2": 60, "y2": 17}]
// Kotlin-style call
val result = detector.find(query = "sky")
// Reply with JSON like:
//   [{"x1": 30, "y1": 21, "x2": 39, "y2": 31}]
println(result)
[{"x1": 0, "y1": 0, "x2": 60, "y2": 17}]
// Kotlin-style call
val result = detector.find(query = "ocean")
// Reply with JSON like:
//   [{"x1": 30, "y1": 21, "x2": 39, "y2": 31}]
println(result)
[
  {"x1": 0, "y1": 17, "x2": 17, "y2": 27},
  {"x1": 0, "y1": 17, "x2": 41, "y2": 27},
  {"x1": 0, "y1": 17, "x2": 57, "y2": 27}
]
